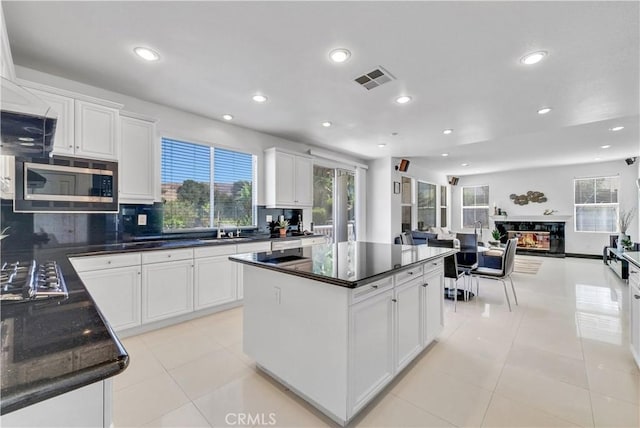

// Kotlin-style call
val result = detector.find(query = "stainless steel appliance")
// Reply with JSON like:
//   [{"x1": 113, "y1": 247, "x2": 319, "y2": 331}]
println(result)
[
  {"x1": 0, "y1": 260, "x2": 68, "y2": 303},
  {"x1": 0, "y1": 77, "x2": 57, "y2": 158},
  {"x1": 14, "y1": 156, "x2": 118, "y2": 212}
]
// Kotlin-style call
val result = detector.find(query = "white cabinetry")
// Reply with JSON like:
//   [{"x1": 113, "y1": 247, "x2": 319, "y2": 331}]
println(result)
[
  {"x1": 74, "y1": 100, "x2": 119, "y2": 160},
  {"x1": 348, "y1": 288, "x2": 394, "y2": 414},
  {"x1": 25, "y1": 88, "x2": 75, "y2": 155},
  {"x1": 0, "y1": 155, "x2": 14, "y2": 199},
  {"x1": 71, "y1": 253, "x2": 142, "y2": 331},
  {"x1": 194, "y1": 245, "x2": 237, "y2": 310},
  {"x1": 629, "y1": 266, "x2": 640, "y2": 369},
  {"x1": 264, "y1": 148, "x2": 313, "y2": 207},
  {"x1": 394, "y1": 278, "x2": 423, "y2": 372},
  {"x1": 0, "y1": 7, "x2": 15, "y2": 81},
  {"x1": 423, "y1": 261, "x2": 444, "y2": 346},
  {"x1": 141, "y1": 249, "x2": 194, "y2": 323},
  {"x1": 236, "y1": 241, "x2": 271, "y2": 299},
  {"x1": 119, "y1": 112, "x2": 157, "y2": 203}
]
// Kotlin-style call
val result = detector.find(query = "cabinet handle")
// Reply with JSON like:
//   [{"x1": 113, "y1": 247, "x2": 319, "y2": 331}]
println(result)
[
  {"x1": 422, "y1": 283, "x2": 428, "y2": 287},
  {"x1": 371, "y1": 284, "x2": 378, "y2": 289},
  {"x1": 391, "y1": 298, "x2": 397, "y2": 302},
  {"x1": 635, "y1": 295, "x2": 640, "y2": 300},
  {"x1": 75, "y1": 146, "x2": 79, "y2": 149},
  {"x1": 168, "y1": 254, "x2": 172, "y2": 258},
  {"x1": 432, "y1": 262, "x2": 438, "y2": 266},
  {"x1": 137, "y1": 271, "x2": 141, "y2": 275},
  {"x1": 68, "y1": 145, "x2": 73, "y2": 148},
  {"x1": 631, "y1": 270, "x2": 638, "y2": 274},
  {"x1": 107, "y1": 261, "x2": 112, "y2": 264},
  {"x1": 407, "y1": 271, "x2": 413, "y2": 275}
]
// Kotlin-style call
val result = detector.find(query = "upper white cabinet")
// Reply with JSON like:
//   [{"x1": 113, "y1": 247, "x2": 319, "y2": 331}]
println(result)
[
  {"x1": 25, "y1": 88, "x2": 75, "y2": 155},
  {"x1": 264, "y1": 148, "x2": 313, "y2": 207},
  {"x1": 18, "y1": 81, "x2": 123, "y2": 161},
  {"x1": 74, "y1": 100, "x2": 119, "y2": 160},
  {"x1": 0, "y1": 6, "x2": 15, "y2": 81},
  {"x1": 0, "y1": 155, "x2": 14, "y2": 199},
  {"x1": 119, "y1": 112, "x2": 157, "y2": 203}
]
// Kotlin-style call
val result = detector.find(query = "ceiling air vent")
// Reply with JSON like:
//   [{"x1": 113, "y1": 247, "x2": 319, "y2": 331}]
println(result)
[{"x1": 354, "y1": 66, "x2": 396, "y2": 90}]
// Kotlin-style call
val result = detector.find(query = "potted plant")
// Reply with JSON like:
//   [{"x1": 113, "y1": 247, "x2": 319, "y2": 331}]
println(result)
[
  {"x1": 278, "y1": 219, "x2": 289, "y2": 237},
  {"x1": 488, "y1": 229, "x2": 502, "y2": 247},
  {"x1": 620, "y1": 237, "x2": 634, "y2": 252},
  {"x1": 618, "y1": 208, "x2": 636, "y2": 249}
]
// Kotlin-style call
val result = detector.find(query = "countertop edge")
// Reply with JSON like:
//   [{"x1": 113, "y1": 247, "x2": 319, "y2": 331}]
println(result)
[{"x1": 622, "y1": 252, "x2": 640, "y2": 268}]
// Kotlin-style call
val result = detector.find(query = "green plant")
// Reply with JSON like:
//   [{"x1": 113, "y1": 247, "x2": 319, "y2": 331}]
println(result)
[
  {"x1": 491, "y1": 229, "x2": 502, "y2": 241},
  {"x1": 621, "y1": 237, "x2": 633, "y2": 250},
  {"x1": 278, "y1": 219, "x2": 290, "y2": 229}
]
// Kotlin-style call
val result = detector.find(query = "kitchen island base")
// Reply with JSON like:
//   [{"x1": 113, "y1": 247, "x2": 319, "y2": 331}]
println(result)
[{"x1": 241, "y1": 255, "x2": 445, "y2": 426}]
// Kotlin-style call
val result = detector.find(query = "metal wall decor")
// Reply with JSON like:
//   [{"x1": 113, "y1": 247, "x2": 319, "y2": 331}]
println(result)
[{"x1": 510, "y1": 190, "x2": 547, "y2": 205}]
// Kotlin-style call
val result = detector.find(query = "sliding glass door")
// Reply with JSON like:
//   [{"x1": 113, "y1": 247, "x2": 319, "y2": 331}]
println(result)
[{"x1": 313, "y1": 165, "x2": 356, "y2": 242}]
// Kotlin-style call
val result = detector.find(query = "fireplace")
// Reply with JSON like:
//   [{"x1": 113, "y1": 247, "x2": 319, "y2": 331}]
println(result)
[{"x1": 495, "y1": 221, "x2": 565, "y2": 257}]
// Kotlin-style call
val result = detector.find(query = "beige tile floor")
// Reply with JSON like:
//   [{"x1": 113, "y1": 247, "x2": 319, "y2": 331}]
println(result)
[{"x1": 114, "y1": 256, "x2": 640, "y2": 427}]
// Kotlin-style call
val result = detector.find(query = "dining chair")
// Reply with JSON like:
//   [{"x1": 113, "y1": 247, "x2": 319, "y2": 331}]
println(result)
[
  {"x1": 400, "y1": 232, "x2": 415, "y2": 245},
  {"x1": 428, "y1": 238, "x2": 467, "y2": 311},
  {"x1": 471, "y1": 237, "x2": 519, "y2": 311},
  {"x1": 456, "y1": 232, "x2": 479, "y2": 293}
]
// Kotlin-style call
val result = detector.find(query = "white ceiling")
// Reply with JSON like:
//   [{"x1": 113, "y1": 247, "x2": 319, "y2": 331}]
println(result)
[{"x1": 4, "y1": 1, "x2": 639, "y2": 176}]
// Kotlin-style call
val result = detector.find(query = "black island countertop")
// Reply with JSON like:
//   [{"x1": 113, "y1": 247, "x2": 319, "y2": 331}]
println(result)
[
  {"x1": 230, "y1": 241, "x2": 457, "y2": 288},
  {"x1": 0, "y1": 232, "x2": 323, "y2": 414}
]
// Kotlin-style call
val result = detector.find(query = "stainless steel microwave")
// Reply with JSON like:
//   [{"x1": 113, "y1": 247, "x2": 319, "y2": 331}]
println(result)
[{"x1": 14, "y1": 156, "x2": 118, "y2": 212}]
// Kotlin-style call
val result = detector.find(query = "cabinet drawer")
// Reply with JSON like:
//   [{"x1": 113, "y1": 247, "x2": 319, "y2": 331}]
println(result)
[
  {"x1": 71, "y1": 253, "x2": 141, "y2": 272},
  {"x1": 194, "y1": 244, "x2": 237, "y2": 258},
  {"x1": 301, "y1": 236, "x2": 327, "y2": 246},
  {"x1": 423, "y1": 259, "x2": 444, "y2": 275},
  {"x1": 394, "y1": 265, "x2": 424, "y2": 286},
  {"x1": 629, "y1": 266, "x2": 640, "y2": 289},
  {"x1": 271, "y1": 239, "x2": 302, "y2": 251},
  {"x1": 236, "y1": 242, "x2": 271, "y2": 254},
  {"x1": 351, "y1": 276, "x2": 394, "y2": 304},
  {"x1": 141, "y1": 248, "x2": 194, "y2": 264}
]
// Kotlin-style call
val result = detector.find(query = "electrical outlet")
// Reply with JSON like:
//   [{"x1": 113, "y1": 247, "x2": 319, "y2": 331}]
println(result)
[
  {"x1": 266, "y1": 215, "x2": 273, "y2": 223},
  {"x1": 274, "y1": 286, "x2": 281, "y2": 304},
  {"x1": 137, "y1": 214, "x2": 147, "y2": 226}
]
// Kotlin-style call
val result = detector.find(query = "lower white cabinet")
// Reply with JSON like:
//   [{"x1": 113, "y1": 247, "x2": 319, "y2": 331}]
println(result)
[
  {"x1": 142, "y1": 259, "x2": 194, "y2": 323},
  {"x1": 79, "y1": 266, "x2": 141, "y2": 331},
  {"x1": 629, "y1": 267, "x2": 640, "y2": 369},
  {"x1": 194, "y1": 255, "x2": 237, "y2": 310},
  {"x1": 348, "y1": 288, "x2": 394, "y2": 414},
  {"x1": 423, "y1": 267, "x2": 444, "y2": 345},
  {"x1": 395, "y1": 278, "x2": 423, "y2": 371}
]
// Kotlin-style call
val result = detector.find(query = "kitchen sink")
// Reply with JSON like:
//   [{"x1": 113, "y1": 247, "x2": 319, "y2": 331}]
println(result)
[{"x1": 198, "y1": 237, "x2": 252, "y2": 243}]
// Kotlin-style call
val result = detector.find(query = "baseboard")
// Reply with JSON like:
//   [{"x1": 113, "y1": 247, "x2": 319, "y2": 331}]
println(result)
[{"x1": 565, "y1": 253, "x2": 602, "y2": 259}]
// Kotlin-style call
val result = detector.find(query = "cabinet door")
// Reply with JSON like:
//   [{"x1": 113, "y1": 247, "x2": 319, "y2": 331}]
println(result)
[
  {"x1": 349, "y1": 289, "x2": 394, "y2": 415},
  {"x1": 395, "y1": 279, "x2": 422, "y2": 371},
  {"x1": 79, "y1": 266, "x2": 141, "y2": 331},
  {"x1": 275, "y1": 151, "x2": 295, "y2": 206},
  {"x1": 236, "y1": 242, "x2": 271, "y2": 299},
  {"x1": 119, "y1": 115, "x2": 156, "y2": 203},
  {"x1": 194, "y1": 255, "x2": 237, "y2": 310},
  {"x1": 0, "y1": 155, "x2": 14, "y2": 199},
  {"x1": 75, "y1": 100, "x2": 119, "y2": 160},
  {"x1": 294, "y1": 156, "x2": 313, "y2": 206},
  {"x1": 26, "y1": 88, "x2": 75, "y2": 156},
  {"x1": 629, "y1": 269, "x2": 640, "y2": 368},
  {"x1": 142, "y1": 259, "x2": 194, "y2": 323},
  {"x1": 422, "y1": 268, "x2": 444, "y2": 346}
]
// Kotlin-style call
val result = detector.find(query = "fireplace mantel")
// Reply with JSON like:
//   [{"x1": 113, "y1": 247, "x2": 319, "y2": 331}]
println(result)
[{"x1": 490, "y1": 215, "x2": 572, "y2": 223}]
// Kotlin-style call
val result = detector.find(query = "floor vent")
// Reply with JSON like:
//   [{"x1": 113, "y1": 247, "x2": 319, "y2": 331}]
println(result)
[{"x1": 354, "y1": 66, "x2": 396, "y2": 90}]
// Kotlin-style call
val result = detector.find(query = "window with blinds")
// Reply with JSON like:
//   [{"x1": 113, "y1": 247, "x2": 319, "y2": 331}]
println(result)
[
  {"x1": 161, "y1": 138, "x2": 255, "y2": 231},
  {"x1": 417, "y1": 181, "x2": 437, "y2": 230},
  {"x1": 574, "y1": 176, "x2": 619, "y2": 232},
  {"x1": 461, "y1": 185, "x2": 489, "y2": 228}
]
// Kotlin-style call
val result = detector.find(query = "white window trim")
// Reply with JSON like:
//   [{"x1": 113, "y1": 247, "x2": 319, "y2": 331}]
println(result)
[
  {"x1": 461, "y1": 185, "x2": 490, "y2": 229},
  {"x1": 573, "y1": 176, "x2": 619, "y2": 233}
]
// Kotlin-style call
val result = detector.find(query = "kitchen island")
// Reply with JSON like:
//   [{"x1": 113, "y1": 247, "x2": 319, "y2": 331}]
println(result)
[{"x1": 231, "y1": 241, "x2": 455, "y2": 426}]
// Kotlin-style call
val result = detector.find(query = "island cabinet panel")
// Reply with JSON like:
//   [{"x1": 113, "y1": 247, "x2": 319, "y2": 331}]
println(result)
[
  {"x1": 394, "y1": 277, "x2": 423, "y2": 372},
  {"x1": 236, "y1": 241, "x2": 271, "y2": 299},
  {"x1": 629, "y1": 267, "x2": 640, "y2": 368},
  {"x1": 423, "y1": 267, "x2": 444, "y2": 345},
  {"x1": 194, "y1": 255, "x2": 237, "y2": 310},
  {"x1": 142, "y1": 259, "x2": 194, "y2": 323},
  {"x1": 348, "y1": 288, "x2": 394, "y2": 415},
  {"x1": 79, "y1": 265, "x2": 142, "y2": 331}
]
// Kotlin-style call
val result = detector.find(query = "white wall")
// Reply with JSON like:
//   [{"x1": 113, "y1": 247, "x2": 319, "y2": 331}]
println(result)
[
  {"x1": 451, "y1": 160, "x2": 640, "y2": 255},
  {"x1": 14, "y1": 66, "x2": 366, "y2": 230}
]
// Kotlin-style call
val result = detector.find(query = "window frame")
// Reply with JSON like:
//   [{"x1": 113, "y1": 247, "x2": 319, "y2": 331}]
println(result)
[
  {"x1": 573, "y1": 175, "x2": 619, "y2": 233},
  {"x1": 416, "y1": 180, "x2": 437, "y2": 231},
  {"x1": 461, "y1": 185, "x2": 490, "y2": 229},
  {"x1": 160, "y1": 136, "x2": 258, "y2": 232}
]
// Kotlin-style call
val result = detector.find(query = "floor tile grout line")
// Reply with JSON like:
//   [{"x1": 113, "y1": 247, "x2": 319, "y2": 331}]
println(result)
[{"x1": 387, "y1": 391, "x2": 461, "y2": 427}]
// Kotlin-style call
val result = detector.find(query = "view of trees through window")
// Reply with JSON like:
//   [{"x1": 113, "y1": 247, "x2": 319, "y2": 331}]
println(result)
[
  {"x1": 417, "y1": 181, "x2": 437, "y2": 230},
  {"x1": 313, "y1": 165, "x2": 356, "y2": 241},
  {"x1": 161, "y1": 138, "x2": 255, "y2": 230}
]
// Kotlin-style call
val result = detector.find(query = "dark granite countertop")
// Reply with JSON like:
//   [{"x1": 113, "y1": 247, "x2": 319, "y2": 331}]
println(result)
[{"x1": 230, "y1": 241, "x2": 456, "y2": 288}]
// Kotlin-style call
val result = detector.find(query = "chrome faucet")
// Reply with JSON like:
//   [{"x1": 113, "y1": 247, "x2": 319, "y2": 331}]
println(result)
[
  {"x1": 236, "y1": 220, "x2": 240, "y2": 237},
  {"x1": 474, "y1": 221, "x2": 483, "y2": 241},
  {"x1": 216, "y1": 212, "x2": 223, "y2": 239}
]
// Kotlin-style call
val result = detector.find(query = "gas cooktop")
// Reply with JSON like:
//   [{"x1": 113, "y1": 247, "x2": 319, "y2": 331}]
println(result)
[{"x1": 1, "y1": 260, "x2": 68, "y2": 303}]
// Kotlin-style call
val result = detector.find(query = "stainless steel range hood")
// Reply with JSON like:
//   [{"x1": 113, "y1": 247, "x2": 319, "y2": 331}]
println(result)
[{"x1": 0, "y1": 77, "x2": 57, "y2": 158}]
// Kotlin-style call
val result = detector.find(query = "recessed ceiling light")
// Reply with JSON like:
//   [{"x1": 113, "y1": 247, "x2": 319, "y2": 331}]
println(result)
[
  {"x1": 19, "y1": 141, "x2": 35, "y2": 146},
  {"x1": 441, "y1": 153, "x2": 449, "y2": 157},
  {"x1": 443, "y1": 129, "x2": 453, "y2": 135},
  {"x1": 329, "y1": 48, "x2": 351, "y2": 63},
  {"x1": 321, "y1": 121, "x2": 332, "y2": 127},
  {"x1": 133, "y1": 47, "x2": 160, "y2": 61},
  {"x1": 601, "y1": 145, "x2": 611, "y2": 149},
  {"x1": 377, "y1": 144, "x2": 386, "y2": 148},
  {"x1": 391, "y1": 132, "x2": 399, "y2": 136},
  {"x1": 252, "y1": 94, "x2": 267, "y2": 103},
  {"x1": 222, "y1": 114, "x2": 233, "y2": 121},
  {"x1": 595, "y1": 157, "x2": 601, "y2": 161},
  {"x1": 18, "y1": 137, "x2": 34, "y2": 142},
  {"x1": 609, "y1": 126, "x2": 624, "y2": 132},
  {"x1": 395, "y1": 96, "x2": 412, "y2": 104},
  {"x1": 537, "y1": 107, "x2": 552, "y2": 115},
  {"x1": 461, "y1": 163, "x2": 469, "y2": 167},
  {"x1": 520, "y1": 50, "x2": 547, "y2": 65}
]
